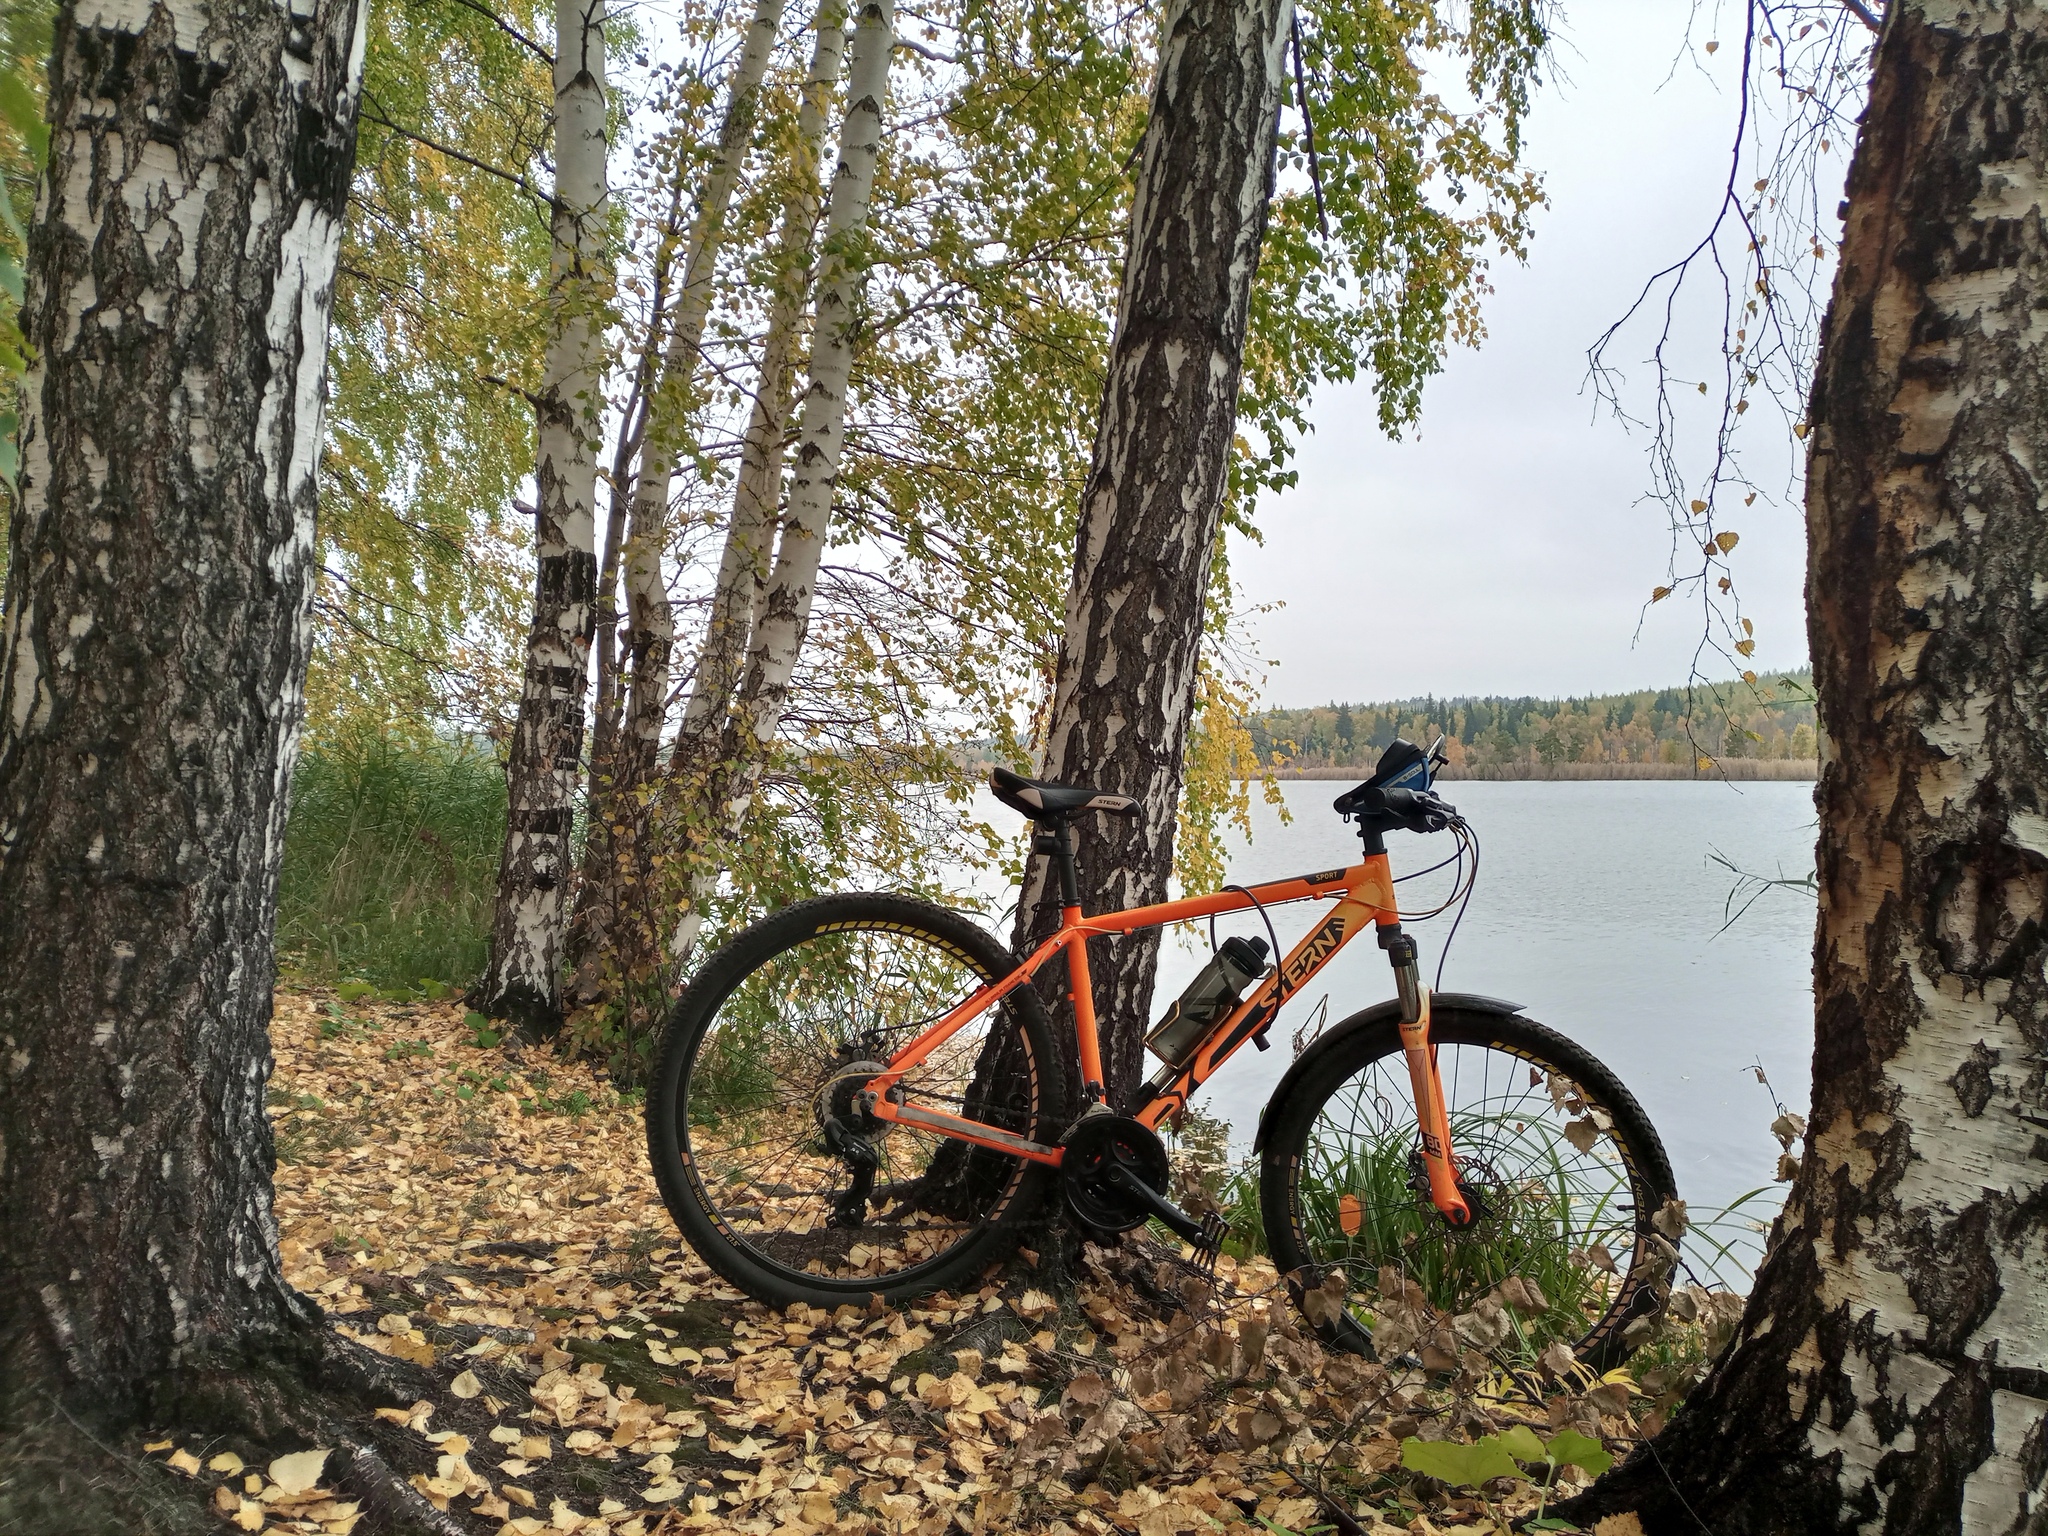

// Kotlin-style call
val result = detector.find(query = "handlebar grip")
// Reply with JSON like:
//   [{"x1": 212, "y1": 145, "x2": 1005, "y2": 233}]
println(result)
[{"x1": 1379, "y1": 787, "x2": 1457, "y2": 832}]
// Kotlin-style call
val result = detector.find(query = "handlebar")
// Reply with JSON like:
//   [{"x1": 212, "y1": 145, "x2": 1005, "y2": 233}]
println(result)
[{"x1": 1331, "y1": 783, "x2": 1459, "y2": 834}]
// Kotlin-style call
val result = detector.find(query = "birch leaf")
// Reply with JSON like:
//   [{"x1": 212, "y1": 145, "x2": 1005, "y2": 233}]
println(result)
[{"x1": 267, "y1": 1447, "x2": 329, "y2": 1495}]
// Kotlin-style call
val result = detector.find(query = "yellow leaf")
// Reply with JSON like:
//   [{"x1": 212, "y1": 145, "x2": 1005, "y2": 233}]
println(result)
[
  {"x1": 1742, "y1": 671, "x2": 1758, "y2": 684},
  {"x1": 1715, "y1": 531, "x2": 1740, "y2": 553},
  {"x1": 1704, "y1": 39, "x2": 1719, "y2": 52},
  {"x1": 1793, "y1": 422, "x2": 1811, "y2": 439},
  {"x1": 450, "y1": 1370, "x2": 482, "y2": 1400},
  {"x1": 168, "y1": 1449, "x2": 203, "y2": 1477},
  {"x1": 269, "y1": 1448, "x2": 330, "y2": 1496},
  {"x1": 1689, "y1": 499, "x2": 1707, "y2": 514},
  {"x1": 1735, "y1": 639, "x2": 1756, "y2": 656},
  {"x1": 1651, "y1": 586, "x2": 1672, "y2": 602},
  {"x1": 208, "y1": 1452, "x2": 246, "y2": 1475},
  {"x1": 1741, "y1": 617, "x2": 1754, "y2": 635}
]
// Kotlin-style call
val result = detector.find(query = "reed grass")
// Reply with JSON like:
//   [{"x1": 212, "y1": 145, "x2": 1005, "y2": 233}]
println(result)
[{"x1": 276, "y1": 727, "x2": 506, "y2": 992}]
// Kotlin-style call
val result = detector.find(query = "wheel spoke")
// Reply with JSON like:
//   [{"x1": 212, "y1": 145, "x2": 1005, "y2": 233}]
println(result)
[
  {"x1": 667, "y1": 909, "x2": 1048, "y2": 1293},
  {"x1": 1277, "y1": 1021, "x2": 1670, "y2": 1371}
]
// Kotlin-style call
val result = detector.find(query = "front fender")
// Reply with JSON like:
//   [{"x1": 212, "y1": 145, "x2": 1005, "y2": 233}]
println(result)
[{"x1": 1250, "y1": 991, "x2": 1524, "y2": 1152}]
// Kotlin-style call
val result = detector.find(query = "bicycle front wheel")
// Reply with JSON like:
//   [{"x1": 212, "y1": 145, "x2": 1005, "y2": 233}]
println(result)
[
  {"x1": 647, "y1": 893, "x2": 1069, "y2": 1308},
  {"x1": 1260, "y1": 1005, "x2": 1676, "y2": 1374}
]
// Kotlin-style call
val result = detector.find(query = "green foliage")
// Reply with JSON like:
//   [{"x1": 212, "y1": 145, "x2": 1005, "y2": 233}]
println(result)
[
  {"x1": 1399, "y1": 1422, "x2": 1611, "y2": 1527},
  {"x1": 0, "y1": 0, "x2": 53, "y2": 578},
  {"x1": 314, "y1": 0, "x2": 557, "y2": 738},
  {"x1": 1235, "y1": 0, "x2": 1550, "y2": 513},
  {"x1": 1252, "y1": 669, "x2": 1821, "y2": 771},
  {"x1": 276, "y1": 725, "x2": 507, "y2": 991},
  {"x1": 1398, "y1": 1434, "x2": 1523, "y2": 1487},
  {"x1": 1295, "y1": 1104, "x2": 1618, "y2": 1362}
]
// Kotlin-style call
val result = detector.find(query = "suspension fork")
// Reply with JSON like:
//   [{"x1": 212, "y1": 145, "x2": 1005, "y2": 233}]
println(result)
[{"x1": 1380, "y1": 924, "x2": 1471, "y2": 1225}]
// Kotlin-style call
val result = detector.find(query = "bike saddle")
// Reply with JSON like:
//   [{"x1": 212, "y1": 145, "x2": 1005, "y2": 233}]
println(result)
[{"x1": 990, "y1": 766, "x2": 1141, "y2": 822}]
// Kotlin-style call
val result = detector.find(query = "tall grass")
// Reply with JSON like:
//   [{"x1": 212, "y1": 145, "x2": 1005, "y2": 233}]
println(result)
[{"x1": 276, "y1": 727, "x2": 505, "y2": 991}]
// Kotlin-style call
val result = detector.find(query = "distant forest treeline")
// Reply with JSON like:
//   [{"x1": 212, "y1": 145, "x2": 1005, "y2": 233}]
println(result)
[{"x1": 1248, "y1": 671, "x2": 1820, "y2": 774}]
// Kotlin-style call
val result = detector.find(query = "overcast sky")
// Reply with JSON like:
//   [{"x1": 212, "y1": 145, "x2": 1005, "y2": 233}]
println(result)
[{"x1": 1234, "y1": 0, "x2": 1848, "y2": 709}]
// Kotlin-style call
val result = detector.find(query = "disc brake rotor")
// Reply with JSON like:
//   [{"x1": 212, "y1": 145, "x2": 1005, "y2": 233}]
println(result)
[{"x1": 1407, "y1": 1148, "x2": 1496, "y2": 1234}]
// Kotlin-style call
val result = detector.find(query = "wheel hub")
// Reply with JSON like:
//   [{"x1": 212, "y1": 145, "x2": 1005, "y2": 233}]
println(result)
[
  {"x1": 1407, "y1": 1149, "x2": 1497, "y2": 1234},
  {"x1": 817, "y1": 1058, "x2": 895, "y2": 1139}
]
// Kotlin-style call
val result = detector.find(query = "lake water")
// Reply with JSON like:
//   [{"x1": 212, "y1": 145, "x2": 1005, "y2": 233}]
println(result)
[{"x1": 1147, "y1": 780, "x2": 1819, "y2": 1246}]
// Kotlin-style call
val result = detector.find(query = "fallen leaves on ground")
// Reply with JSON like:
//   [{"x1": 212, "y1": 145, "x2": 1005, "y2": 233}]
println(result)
[{"x1": 133, "y1": 988, "x2": 1667, "y2": 1535}]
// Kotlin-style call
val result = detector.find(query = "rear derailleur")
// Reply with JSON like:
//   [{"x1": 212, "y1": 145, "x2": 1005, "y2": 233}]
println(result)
[{"x1": 816, "y1": 1053, "x2": 895, "y2": 1229}]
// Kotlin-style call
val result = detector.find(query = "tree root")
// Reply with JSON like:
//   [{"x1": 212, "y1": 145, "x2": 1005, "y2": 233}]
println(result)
[{"x1": 1, "y1": 1320, "x2": 469, "y2": 1536}]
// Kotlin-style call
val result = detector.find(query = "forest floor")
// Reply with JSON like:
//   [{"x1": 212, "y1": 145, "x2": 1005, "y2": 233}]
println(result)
[{"x1": 133, "y1": 988, "x2": 1660, "y2": 1536}]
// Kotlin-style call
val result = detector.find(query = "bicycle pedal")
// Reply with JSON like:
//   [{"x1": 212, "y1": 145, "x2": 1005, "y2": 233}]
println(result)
[{"x1": 1192, "y1": 1212, "x2": 1227, "y2": 1274}]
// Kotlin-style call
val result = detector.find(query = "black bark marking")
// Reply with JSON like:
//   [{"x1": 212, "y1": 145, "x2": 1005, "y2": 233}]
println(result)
[{"x1": 1950, "y1": 1040, "x2": 1998, "y2": 1117}]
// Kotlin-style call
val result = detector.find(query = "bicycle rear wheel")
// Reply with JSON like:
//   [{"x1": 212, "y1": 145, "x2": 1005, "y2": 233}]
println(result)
[
  {"x1": 1260, "y1": 1005, "x2": 1676, "y2": 1374},
  {"x1": 646, "y1": 893, "x2": 1069, "y2": 1308}
]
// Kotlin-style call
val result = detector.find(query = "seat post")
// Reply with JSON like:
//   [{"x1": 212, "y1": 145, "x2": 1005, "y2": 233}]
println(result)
[{"x1": 1033, "y1": 821, "x2": 1083, "y2": 910}]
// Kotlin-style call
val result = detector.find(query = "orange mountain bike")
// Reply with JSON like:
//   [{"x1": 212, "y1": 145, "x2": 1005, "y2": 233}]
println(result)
[{"x1": 647, "y1": 740, "x2": 1677, "y2": 1368}]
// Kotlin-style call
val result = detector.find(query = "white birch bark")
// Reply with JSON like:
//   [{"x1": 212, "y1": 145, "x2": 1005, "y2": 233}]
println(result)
[
  {"x1": 616, "y1": 0, "x2": 789, "y2": 769},
  {"x1": 1005, "y1": 0, "x2": 1291, "y2": 1102},
  {"x1": 479, "y1": 0, "x2": 609, "y2": 1025},
  {"x1": 667, "y1": 0, "x2": 894, "y2": 961},
  {"x1": 1568, "y1": 3, "x2": 2048, "y2": 1530},
  {"x1": 0, "y1": 0, "x2": 369, "y2": 1406},
  {"x1": 671, "y1": 1, "x2": 847, "y2": 762}
]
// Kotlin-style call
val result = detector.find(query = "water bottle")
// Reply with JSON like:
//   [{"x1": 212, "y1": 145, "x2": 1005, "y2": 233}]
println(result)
[{"x1": 1144, "y1": 936, "x2": 1271, "y2": 1065}]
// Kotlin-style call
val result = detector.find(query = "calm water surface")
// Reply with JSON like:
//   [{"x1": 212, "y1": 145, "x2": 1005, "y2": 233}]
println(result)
[{"x1": 1153, "y1": 780, "x2": 1819, "y2": 1231}]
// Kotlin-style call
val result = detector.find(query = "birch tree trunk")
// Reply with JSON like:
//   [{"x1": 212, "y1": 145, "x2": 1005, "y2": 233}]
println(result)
[
  {"x1": 479, "y1": 0, "x2": 608, "y2": 1029},
  {"x1": 665, "y1": 0, "x2": 892, "y2": 964},
  {"x1": 1565, "y1": 4, "x2": 2048, "y2": 1530},
  {"x1": 1009, "y1": 0, "x2": 1291, "y2": 1105},
  {"x1": 669, "y1": 1, "x2": 847, "y2": 781},
  {"x1": 567, "y1": 0, "x2": 790, "y2": 998},
  {"x1": 0, "y1": 0, "x2": 366, "y2": 1417}
]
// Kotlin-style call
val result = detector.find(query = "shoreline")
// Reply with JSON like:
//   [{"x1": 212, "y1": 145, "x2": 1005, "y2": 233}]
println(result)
[{"x1": 1266, "y1": 759, "x2": 1819, "y2": 783}]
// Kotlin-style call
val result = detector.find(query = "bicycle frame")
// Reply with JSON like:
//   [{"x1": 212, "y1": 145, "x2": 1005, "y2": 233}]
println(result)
[{"x1": 858, "y1": 851, "x2": 1472, "y2": 1225}]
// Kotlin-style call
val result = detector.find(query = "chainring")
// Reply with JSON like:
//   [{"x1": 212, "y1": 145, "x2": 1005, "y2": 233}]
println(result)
[{"x1": 1061, "y1": 1113, "x2": 1174, "y2": 1233}]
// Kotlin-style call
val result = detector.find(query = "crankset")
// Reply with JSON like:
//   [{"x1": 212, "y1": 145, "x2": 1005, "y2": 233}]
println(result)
[{"x1": 1061, "y1": 1114, "x2": 1226, "y2": 1266}]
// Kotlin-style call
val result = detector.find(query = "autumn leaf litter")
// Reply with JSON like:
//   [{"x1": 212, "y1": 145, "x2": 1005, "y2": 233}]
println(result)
[{"x1": 138, "y1": 989, "x2": 1677, "y2": 1535}]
